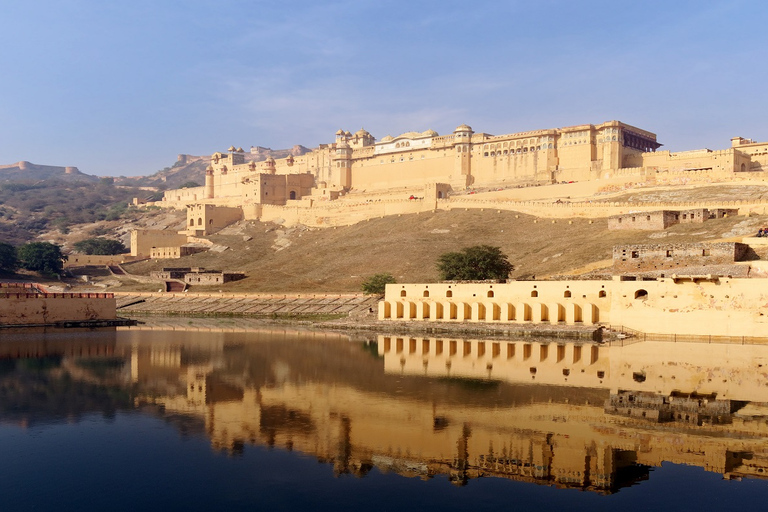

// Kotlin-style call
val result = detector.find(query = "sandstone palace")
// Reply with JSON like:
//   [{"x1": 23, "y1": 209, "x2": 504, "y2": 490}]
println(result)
[{"x1": 153, "y1": 120, "x2": 768, "y2": 230}]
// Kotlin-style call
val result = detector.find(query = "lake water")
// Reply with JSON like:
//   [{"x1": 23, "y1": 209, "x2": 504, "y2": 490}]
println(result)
[{"x1": 1, "y1": 321, "x2": 768, "y2": 511}]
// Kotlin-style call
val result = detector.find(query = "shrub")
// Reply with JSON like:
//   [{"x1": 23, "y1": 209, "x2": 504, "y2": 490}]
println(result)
[
  {"x1": 436, "y1": 245, "x2": 513, "y2": 281},
  {"x1": 73, "y1": 238, "x2": 127, "y2": 255},
  {"x1": 361, "y1": 273, "x2": 396, "y2": 295},
  {"x1": 0, "y1": 242, "x2": 18, "y2": 272},
  {"x1": 17, "y1": 242, "x2": 67, "y2": 276}
]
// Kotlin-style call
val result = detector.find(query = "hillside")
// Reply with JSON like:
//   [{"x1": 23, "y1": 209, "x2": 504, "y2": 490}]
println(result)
[
  {"x1": 0, "y1": 161, "x2": 98, "y2": 183},
  {"x1": 113, "y1": 206, "x2": 767, "y2": 293}
]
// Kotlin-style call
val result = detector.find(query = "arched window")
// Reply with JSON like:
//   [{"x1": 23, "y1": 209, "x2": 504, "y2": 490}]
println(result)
[
  {"x1": 487, "y1": 291, "x2": 494, "y2": 298},
  {"x1": 423, "y1": 291, "x2": 429, "y2": 297},
  {"x1": 598, "y1": 290, "x2": 606, "y2": 298},
  {"x1": 531, "y1": 291, "x2": 538, "y2": 298},
  {"x1": 209, "y1": 219, "x2": 213, "y2": 225},
  {"x1": 198, "y1": 218, "x2": 202, "y2": 226},
  {"x1": 634, "y1": 289, "x2": 648, "y2": 300},
  {"x1": 446, "y1": 290, "x2": 453, "y2": 297},
  {"x1": 289, "y1": 190, "x2": 296, "y2": 200},
  {"x1": 189, "y1": 219, "x2": 194, "y2": 226},
  {"x1": 400, "y1": 290, "x2": 406, "y2": 297},
  {"x1": 564, "y1": 290, "x2": 571, "y2": 298}
]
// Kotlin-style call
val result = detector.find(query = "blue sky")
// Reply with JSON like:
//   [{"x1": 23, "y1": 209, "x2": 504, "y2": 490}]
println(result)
[{"x1": 1, "y1": 0, "x2": 766, "y2": 176}]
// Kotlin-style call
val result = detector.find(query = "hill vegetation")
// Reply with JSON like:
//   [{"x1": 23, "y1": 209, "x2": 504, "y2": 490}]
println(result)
[{"x1": 0, "y1": 176, "x2": 146, "y2": 245}]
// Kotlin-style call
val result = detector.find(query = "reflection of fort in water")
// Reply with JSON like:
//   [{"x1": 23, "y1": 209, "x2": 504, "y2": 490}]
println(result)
[{"x1": 114, "y1": 329, "x2": 768, "y2": 493}]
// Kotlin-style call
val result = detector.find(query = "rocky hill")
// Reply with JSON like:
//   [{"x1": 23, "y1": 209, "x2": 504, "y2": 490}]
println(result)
[{"x1": 0, "y1": 161, "x2": 98, "y2": 183}]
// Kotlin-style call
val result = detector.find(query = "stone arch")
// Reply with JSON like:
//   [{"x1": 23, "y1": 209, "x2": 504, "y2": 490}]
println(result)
[
  {"x1": 570, "y1": 303, "x2": 583, "y2": 323},
  {"x1": 534, "y1": 303, "x2": 549, "y2": 323},
  {"x1": 472, "y1": 302, "x2": 486, "y2": 321},
  {"x1": 447, "y1": 302, "x2": 458, "y2": 320},
  {"x1": 419, "y1": 302, "x2": 430, "y2": 320},
  {"x1": 289, "y1": 190, "x2": 297, "y2": 200},
  {"x1": 433, "y1": 302, "x2": 444, "y2": 320},
  {"x1": 551, "y1": 303, "x2": 566, "y2": 323},
  {"x1": 490, "y1": 302, "x2": 501, "y2": 321}
]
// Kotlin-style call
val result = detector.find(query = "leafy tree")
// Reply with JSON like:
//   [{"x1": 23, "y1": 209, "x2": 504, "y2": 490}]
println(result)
[
  {"x1": 436, "y1": 245, "x2": 513, "y2": 281},
  {"x1": 73, "y1": 238, "x2": 127, "y2": 255},
  {"x1": 180, "y1": 181, "x2": 201, "y2": 189},
  {"x1": 361, "y1": 272, "x2": 397, "y2": 295},
  {"x1": 17, "y1": 242, "x2": 67, "y2": 276},
  {"x1": 0, "y1": 242, "x2": 18, "y2": 272}
]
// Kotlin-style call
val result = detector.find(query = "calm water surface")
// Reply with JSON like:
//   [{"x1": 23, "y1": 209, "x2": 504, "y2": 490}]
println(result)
[{"x1": 1, "y1": 322, "x2": 767, "y2": 511}]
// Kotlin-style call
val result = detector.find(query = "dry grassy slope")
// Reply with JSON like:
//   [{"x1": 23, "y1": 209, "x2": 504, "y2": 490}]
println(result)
[{"x1": 120, "y1": 208, "x2": 768, "y2": 293}]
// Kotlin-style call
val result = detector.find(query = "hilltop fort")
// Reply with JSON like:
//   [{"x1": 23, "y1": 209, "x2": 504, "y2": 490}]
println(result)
[{"x1": 149, "y1": 120, "x2": 768, "y2": 230}]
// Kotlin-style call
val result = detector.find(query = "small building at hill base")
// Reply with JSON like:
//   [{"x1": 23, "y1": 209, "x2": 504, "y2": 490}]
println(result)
[
  {"x1": 613, "y1": 242, "x2": 749, "y2": 273},
  {"x1": 608, "y1": 209, "x2": 739, "y2": 231}
]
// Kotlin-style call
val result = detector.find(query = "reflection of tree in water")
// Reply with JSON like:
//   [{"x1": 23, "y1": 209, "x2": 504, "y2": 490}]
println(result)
[{"x1": 0, "y1": 356, "x2": 132, "y2": 426}]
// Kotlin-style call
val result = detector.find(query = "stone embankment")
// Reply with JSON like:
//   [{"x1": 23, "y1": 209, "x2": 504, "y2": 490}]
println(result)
[
  {"x1": 114, "y1": 292, "x2": 601, "y2": 341},
  {"x1": 114, "y1": 292, "x2": 379, "y2": 317}
]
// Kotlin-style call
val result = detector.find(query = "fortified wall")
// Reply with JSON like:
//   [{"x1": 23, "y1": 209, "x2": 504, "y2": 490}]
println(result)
[{"x1": 0, "y1": 291, "x2": 117, "y2": 326}]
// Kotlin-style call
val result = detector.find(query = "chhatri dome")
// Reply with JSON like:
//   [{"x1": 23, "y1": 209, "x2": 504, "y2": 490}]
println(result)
[{"x1": 454, "y1": 124, "x2": 473, "y2": 132}]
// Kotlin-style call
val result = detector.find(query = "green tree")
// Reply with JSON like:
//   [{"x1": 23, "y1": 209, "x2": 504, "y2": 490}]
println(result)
[
  {"x1": 180, "y1": 181, "x2": 201, "y2": 189},
  {"x1": 361, "y1": 272, "x2": 397, "y2": 295},
  {"x1": 73, "y1": 238, "x2": 127, "y2": 255},
  {"x1": 0, "y1": 242, "x2": 18, "y2": 272},
  {"x1": 436, "y1": 245, "x2": 513, "y2": 281},
  {"x1": 17, "y1": 242, "x2": 67, "y2": 276}
]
